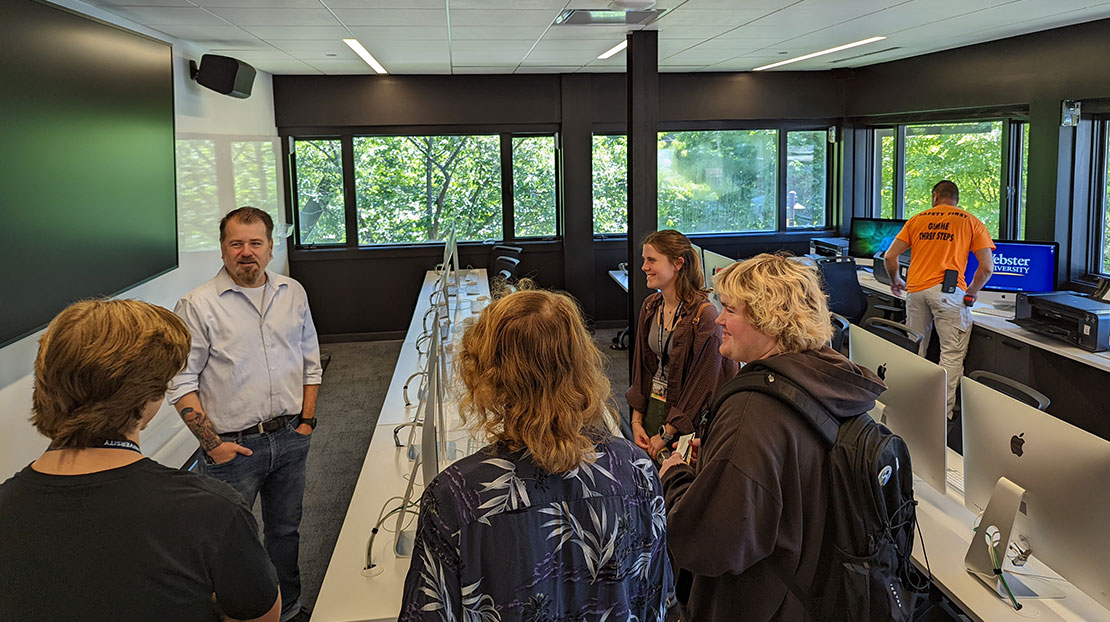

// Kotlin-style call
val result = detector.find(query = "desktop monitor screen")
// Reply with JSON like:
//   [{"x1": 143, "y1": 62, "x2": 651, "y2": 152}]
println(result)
[
  {"x1": 849, "y1": 218, "x2": 907, "y2": 259},
  {"x1": 849, "y1": 325, "x2": 948, "y2": 493},
  {"x1": 961, "y1": 378, "x2": 1110, "y2": 610},
  {"x1": 964, "y1": 240, "x2": 1057, "y2": 294}
]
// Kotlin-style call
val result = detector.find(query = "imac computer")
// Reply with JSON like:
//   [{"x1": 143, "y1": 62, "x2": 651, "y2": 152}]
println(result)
[
  {"x1": 702, "y1": 248, "x2": 735, "y2": 311},
  {"x1": 849, "y1": 217, "x2": 907, "y2": 260},
  {"x1": 849, "y1": 325, "x2": 948, "y2": 493},
  {"x1": 964, "y1": 240, "x2": 1058, "y2": 311},
  {"x1": 961, "y1": 377, "x2": 1110, "y2": 610}
]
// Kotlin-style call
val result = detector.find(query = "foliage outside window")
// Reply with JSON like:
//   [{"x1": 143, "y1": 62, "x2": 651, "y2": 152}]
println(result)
[
  {"x1": 786, "y1": 130, "x2": 827, "y2": 229},
  {"x1": 903, "y1": 121, "x2": 1002, "y2": 237},
  {"x1": 513, "y1": 135, "x2": 557, "y2": 238},
  {"x1": 233, "y1": 141, "x2": 280, "y2": 228},
  {"x1": 353, "y1": 135, "x2": 501, "y2": 245},
  {"x1": 875, "y1": 128, "x2": 895, "y2": 219},
  {"x1": 1103, "y1": 128, "x2": 1110, "y2": 274},
  {"x1": 294, "y1": 138, "x2": 345, "y2": 245},
  {"x1": 593, "y1": 135, "x2": 628, "y2": 235},
  {"x1": 1020, "y1": 125, "x2": 1029, "y2": 240},
  {"x1": 658, "y1": 130, "x2": 778, "y2": 234},
  {"x1": 176, "y1": 139, "x2": 219, "y2": 250}
]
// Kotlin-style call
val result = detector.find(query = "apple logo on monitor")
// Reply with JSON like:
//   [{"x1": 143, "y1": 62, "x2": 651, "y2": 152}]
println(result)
[
  {"x1": 1010, "y1": 432, "x2": 1025, "y2": 457},
  {"x1": 876, "y1": 363, "x2": 887, "y2": 381}
]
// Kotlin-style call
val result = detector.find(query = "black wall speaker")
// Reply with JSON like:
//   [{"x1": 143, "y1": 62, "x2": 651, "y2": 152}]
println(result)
[{"x1": 189, "y1": 54, "x2": 255, "y2": 99}]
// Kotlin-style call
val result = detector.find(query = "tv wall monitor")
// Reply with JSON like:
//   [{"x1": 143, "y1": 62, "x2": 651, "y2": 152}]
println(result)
[
  {"x1": 849, "y1": 218, "x2": 907, "y2": 259},
  {"x1": 1, "y1": 0, "x2": 177, "y2": 347},
  {"x1": 848, "y1": 325, "x2": 948, "y2": 493},
  {"x1": 961, "y1": 377, "x2": 1110, "y2": 610},
  {"x1": 964, "y1": 240, "x2": 1057, "y2": 294}
]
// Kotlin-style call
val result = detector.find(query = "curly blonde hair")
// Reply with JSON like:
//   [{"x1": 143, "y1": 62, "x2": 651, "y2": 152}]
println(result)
[
  {"x1": 32, "y1": 299, "x2": 190, "y2": 448},
  {"x1": 713, "y1": 253, "x2": 833, "y2": 353},
  {"x1": 456, "y1": 288, "x2": 612, "y2": 474}
]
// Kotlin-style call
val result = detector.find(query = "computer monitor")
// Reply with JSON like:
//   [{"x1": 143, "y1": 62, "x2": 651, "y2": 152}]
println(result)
[
  {"x1": 964, "y1": 240, "x2": 1057, "y2": 296},
  {"x1": 961, "y1": 377, "x2": 1110, "y2": 610},
  {"x1": 849, "y1": 325, "x2": 948, "y2": 493},
  {"x1": 702, "y1": 248, "x2": 734, "y2": 291},
  {"x1": 849, "y1": 217, "x2": 907, "y2": 259}
]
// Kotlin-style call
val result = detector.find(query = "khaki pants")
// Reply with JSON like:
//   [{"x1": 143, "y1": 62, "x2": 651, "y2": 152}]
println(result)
[{"x1": 905, "y1": 285, "x2": 972, "y2": 418}]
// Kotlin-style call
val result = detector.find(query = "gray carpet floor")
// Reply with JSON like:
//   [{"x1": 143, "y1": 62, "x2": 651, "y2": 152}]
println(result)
[{"x1": 295, "y1": 329, "x2": 629, "y2": 612}]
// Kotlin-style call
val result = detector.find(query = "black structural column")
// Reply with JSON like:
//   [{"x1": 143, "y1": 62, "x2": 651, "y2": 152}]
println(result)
[
  {"x1": 560, "y1": 74, "x2": 596, "y2": 321},
  {"x1": 627, "y1": 30, "x2": 658, "y2": 374}
]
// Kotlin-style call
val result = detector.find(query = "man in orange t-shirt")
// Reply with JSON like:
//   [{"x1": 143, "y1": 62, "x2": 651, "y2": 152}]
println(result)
[{"x1": 884, "y1": 180, "x2": 995, "y2": 417}]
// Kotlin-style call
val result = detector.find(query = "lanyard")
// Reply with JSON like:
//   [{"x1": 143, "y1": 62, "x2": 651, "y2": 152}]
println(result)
[
  {"x1": 657, "y1": 300, "x2": 681, "y2": 370},
  {"x1": 48, "y1": 439, "x2": 142, "y2": 454}
]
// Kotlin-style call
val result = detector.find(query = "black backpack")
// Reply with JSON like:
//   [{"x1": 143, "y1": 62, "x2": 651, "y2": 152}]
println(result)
[{"x1": 698, "y1": 364, "x2": 928, "y2": 622}]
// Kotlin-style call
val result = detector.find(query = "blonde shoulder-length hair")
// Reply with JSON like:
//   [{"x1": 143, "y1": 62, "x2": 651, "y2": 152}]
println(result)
[
  {"x1": 457, "y1": 288, "x2": 613, "y2": 474},
  {"x1": 713, "y1": 253, "x2": 833, "y2": 353}
]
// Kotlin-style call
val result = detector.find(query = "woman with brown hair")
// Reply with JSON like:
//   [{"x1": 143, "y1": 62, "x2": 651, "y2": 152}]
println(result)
[
  {"x1": 399, "y1": 289, "x2": 673, "y2": 622},
  {"x1": 628, "y1": 230, "x2": 737, "y2": 459},
  {"x1": 0, "y1": 299, "x2": 280, "y2": 622}
]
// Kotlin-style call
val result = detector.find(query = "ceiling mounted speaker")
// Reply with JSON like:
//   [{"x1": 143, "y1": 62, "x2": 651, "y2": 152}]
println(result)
[{"x1": 189, "y1": 54, "x2": 255, "y2": 99}]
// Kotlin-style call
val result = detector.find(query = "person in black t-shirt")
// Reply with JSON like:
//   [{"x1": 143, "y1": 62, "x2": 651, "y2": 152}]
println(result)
[{"x1": 0, "y1": 299, "x2": 281, "y2": 622}]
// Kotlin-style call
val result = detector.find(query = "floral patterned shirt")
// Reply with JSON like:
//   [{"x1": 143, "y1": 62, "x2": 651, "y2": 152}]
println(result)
[{"x1": 398, "y1": 435, "x2": 673, "y2": 622}]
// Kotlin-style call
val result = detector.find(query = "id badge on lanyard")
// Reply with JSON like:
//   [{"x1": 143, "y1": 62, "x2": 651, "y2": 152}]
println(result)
[{"x1": 651, "y1": 377, "x2": 668, "y2": 403}]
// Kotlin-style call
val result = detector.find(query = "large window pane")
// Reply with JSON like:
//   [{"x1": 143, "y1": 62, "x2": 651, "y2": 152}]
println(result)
[
  {"x1": 904, "y1": 121, "x2": 1002, "y2": 237},
  {"x1": 786, "y1": 130, "x2": 827, "y2": 229},
  {"x1": 293, "y1": 138, "x2": 345, "y2": 245},
  {"x1": 592, "y1": 134, "x2": 627, "y2": 235},
  {"x1": 513, "y1": 135, "x2": 557, "y2": 238},
  {"x1": 176, "y1": 138, "x2": 219, "y2": 251},
  {"x1": 354, "y1": 135, "x2": 501, "y2": 245},
  {"x1": 875, "y1": 128, "x2": 895, "y2": 218},
  {"x1": 233, "y1": 140, "x2": 280, "y2": 233},
  {"x1": 658, "y1": 130, "x2": 778, "y2": 234}
]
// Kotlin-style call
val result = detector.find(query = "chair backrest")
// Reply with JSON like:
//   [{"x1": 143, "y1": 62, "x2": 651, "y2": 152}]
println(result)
[
  {"x1": 830, "y1": 313, "x2": 850, "y2": 353},
  {"x1": 489, "y1": 245, "x2": 522, "y2": 270},
  {"x1": 968, "y1": 370, "x2": 1051, "y2": 411},
  {"x1": 817, "y1": 256, "x2": 868, "y2": 324},
  {"x1": 862, "y1": 317, "x2": 923, "y2": 353},
  {"x1": 493, "y1": 255, "x2": 521, "y2": 280}
]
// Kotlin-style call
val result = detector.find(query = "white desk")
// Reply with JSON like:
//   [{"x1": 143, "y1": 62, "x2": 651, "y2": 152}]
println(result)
[
  {"x1": 911, "y1": 451, "x2": 1110, "y2": 621},
  {"x1": 856, "y1": 268, "x2": 1110, "y2": 373},
  {"x1": 312, "y1": 269, "x2": 489, "y2": 622}
]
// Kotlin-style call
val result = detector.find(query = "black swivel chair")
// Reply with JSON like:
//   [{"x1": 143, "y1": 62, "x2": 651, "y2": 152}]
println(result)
[
  {"x1": 488, "y1": 244, "x2": 522, "y2": 270},
  {"x1": 817, "y1": 257, "x2": 870, "y2": 325},
  {"x1": 492, "y1": 255, "x2": 521, "y2": 281},
  {"x1": 830, "y1": 313, "x2": 850, "y2": 354},
  {"x1": 862, "y1": 317, "x2": 924, "y2": 354},
  {"x1": 967, "y1": 370, "x2": 1051, "y2": 411}
]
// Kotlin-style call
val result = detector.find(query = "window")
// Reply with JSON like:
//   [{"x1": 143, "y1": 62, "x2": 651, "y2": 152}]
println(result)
[
  {"x1": 1019, "y1": 124, "x2": 1030, "y2": 239},
  {"x1": 592, "y1": 134, "x2": 628, "y2": 235},
  {"x1": 786, "y1": 130, "x2": 828, "y2": 229},
  {"x1": 293, "y1": 138, "x2": 345, "y2": 245},
  {"x1": 874, "y1": 128, "x2": 895, "y2": 219},
  {"x1": 658, "y1": 130, "x2": 778, "y2": 234},
  {"x1": 904, "y1": 121, "x2": 1003, "y2": 236},
  {"x1": 232, "y1": 140, "x2": 280, "y2": 226},
  {"x1": 353, "y1": 135, "x2": 501, "y2": 245},
  {"x1": 512, "y1": 135, "x2": 557, "y2": 238},
  {"x1": 1102, "y1": 126, "x2": 1110, "y2": 274}
]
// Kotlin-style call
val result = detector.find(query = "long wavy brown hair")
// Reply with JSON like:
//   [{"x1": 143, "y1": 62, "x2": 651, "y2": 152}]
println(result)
[
  {"x1": 457, "y1": 288, "x2": 612, "y2": 474},
  {"x1": 642, "y1": 229, "x2": 706, "y2": 306}
]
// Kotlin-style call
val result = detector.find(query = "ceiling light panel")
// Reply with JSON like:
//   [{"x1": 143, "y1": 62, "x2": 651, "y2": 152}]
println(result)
[
  {"x1": 753, "y1": 36, "x2": 886, "y2": 70},
  {"x1": 343, "y1": 38, "x2": 388, "y2": 73}
]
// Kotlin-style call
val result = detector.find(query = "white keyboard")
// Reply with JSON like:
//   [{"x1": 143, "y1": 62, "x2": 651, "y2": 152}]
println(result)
[
  {"x1": 945, "y1": 467, "x2": 965, "y2": 495},
  {"x1": 972, "y1": 305, "x2": 1015, "y2": 318}
]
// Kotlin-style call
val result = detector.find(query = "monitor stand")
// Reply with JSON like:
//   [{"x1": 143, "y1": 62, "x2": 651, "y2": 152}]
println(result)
[{"x1": 965, "y1": 477, "x2": 1065, "y2": 606}]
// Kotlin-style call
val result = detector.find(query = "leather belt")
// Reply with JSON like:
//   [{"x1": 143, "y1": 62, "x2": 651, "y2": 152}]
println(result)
[{"x1": 223, "y1": 414, "x2": 300, "y2": 438}]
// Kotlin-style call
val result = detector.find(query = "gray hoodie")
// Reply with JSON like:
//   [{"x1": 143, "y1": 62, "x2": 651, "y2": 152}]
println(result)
[{"x1": 662, "y1": 346, "x2": 885, "y2": 622}]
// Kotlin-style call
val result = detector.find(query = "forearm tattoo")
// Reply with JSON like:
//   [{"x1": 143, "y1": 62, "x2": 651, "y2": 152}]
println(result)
[{"x1": 180, "y1": 407, "x2": 222, "y2": 452}]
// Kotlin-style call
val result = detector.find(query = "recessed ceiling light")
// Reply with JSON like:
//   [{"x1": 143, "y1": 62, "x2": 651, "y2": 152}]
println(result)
[
  {"x1": 753, "y1": 36, "x2": 887, "y2": 71},
  {"x1": 343, "y1": 38, "x2": 387, "y2": 74},
  {"x1": 598, "y1": 40, "x2": 628, "y2": 60}
]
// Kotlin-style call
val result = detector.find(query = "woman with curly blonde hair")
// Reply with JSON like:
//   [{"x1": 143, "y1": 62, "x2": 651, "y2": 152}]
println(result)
[{"x1": 399, "y1": 289, "x2": 673, "y2": 622}]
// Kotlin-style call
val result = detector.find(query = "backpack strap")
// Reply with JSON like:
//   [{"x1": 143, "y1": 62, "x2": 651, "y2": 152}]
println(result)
[
  {"x1": 690, "y1": 300, "x2": 712, "y2": 327},
  {"x1": 700, "y1": 366, "x2": 840, "y2": 446}
]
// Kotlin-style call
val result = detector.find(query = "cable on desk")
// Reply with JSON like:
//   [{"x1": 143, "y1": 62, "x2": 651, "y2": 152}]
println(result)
[{"x1": 364, "y1": 496, "x2": 420, "y2": 572}]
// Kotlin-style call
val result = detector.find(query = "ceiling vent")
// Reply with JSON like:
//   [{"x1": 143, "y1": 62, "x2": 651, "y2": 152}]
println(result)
[{"x1": 554, "y1": 8, "x2": 665, "y2": 25}]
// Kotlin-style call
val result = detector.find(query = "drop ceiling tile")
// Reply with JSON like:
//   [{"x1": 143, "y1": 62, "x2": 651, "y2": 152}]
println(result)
[
  {"x1": 207, "y1": 8, "x2": 342, "y2": 26},
  {"x1": 246, "y1": 59, "x2": 321, "y2": 74},
  {"x1": 677, "y1": 0, "x2": 800, "y2": 8},
  {"x1": 300, "y1": 60, "x2": 381, "y2": 74},
  {"x1": 241, "y1": 25, "x2": 351, "y2": 39},
  {"x1": 371, "y1": 41, "x2": 452, "y2": 62},
  {"x1": 515, "y1": 65, "x2": 583, "y2": 73},
  {"x1": 449, "y1": 9, "x2": 561, "y2": 27},
  {"x1": 85, "y1": 0, "x2": 193, "y2": 7},
  {"x1": 450, "y1": 25, "x2": 549, "y2": 40},
  {"x1": 452, "y1": 50, "x2": 529, "y2": 65},
  {"x1": 575, "y1": 65, "x2": 625, "y2": 73},
  {"x1": 191, "y1": 0, "x2": 321, "y2": 7},
  {"x1": 347, "y1": 26, "x2": 449, "y2": 41},
  {"x1": 330, "y1": 8, "x2": 448, "y2": 27},
  {"x1": 531, "y1": 38, "x2": 619, "y2": 53},
  {"x1": 653, "y1": 8, "x2": 778, "y2": 27},
  {"x1": 658, "y1": 38, "x2": 708, "y2": 55},
  {"x1": 648, "y1": 25, "x2": 738, "y2": 39},
  {"x1": 749, "y1": 6, "x2": 878, "y2": 27},
  {"x1": 324, "y1": 0, "x2": 445, "y2": 7},
  {"x1": 452, "y1": 65, "x2": 518, "y2": 74},
  {"x1": 453, "y1": 0, "x2": 568, "y2": 7},
  {"x1": 151, "y1": 24, "x2": 255, "y2": 41},
  {"x1": 104, "y1": 6, "x2": 231, "y2": 25},
  {"x1": 269, "y1": 39, "x2": 353, "y2": 53},
  {"x1": 541, "y1": 24, "x2": 636, "y2": 39},
  {"x1": 378, "y1": 61, "x2": 453, "y2": 74}
]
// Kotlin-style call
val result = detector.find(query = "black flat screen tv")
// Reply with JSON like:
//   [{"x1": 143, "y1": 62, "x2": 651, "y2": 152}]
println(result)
[{"x1": 0, "y1": 0, "x2": 177, "y2": 347}]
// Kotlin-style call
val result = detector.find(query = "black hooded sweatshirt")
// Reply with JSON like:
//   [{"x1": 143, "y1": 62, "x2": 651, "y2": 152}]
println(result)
[{"x1": 661, "y1": 347, "x2": 886, "y2": 622}]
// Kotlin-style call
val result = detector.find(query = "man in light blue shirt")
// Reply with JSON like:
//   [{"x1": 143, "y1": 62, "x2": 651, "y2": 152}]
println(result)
[{"x1": 168, "y1": 207, "x2": 322, "y2": 622}]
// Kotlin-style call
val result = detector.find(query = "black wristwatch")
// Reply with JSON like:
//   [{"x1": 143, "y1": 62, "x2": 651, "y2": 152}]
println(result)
[
  {"x1": 658, "y1": 425, "x2": 677, "y2": 444},
  {"x1": 300, "y1": 416, "x2": 318, "y2": 430}
]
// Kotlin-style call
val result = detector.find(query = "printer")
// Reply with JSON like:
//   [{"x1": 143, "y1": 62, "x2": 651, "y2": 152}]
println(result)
[
  {"x1": 809, "y1": 237, "x2": 850, "y2": 258},
  {"x1": 872, "y1": 250, "x2": 911, "y2": 286},
  {"x1": 1012, "y1": 293, "x2": 1110, "y2": 352}
]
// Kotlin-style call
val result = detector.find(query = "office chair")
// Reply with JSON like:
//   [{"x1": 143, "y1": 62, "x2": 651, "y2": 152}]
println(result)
[
  {"x1": 492, "y1": 255, "x2": 521, "y2": 280},
  {"x1": 862, "y1": 317, "x2": 924, "y2": 353},
  {"x1": 817, "y1": 256, "x2": 869, "y2": 324},
  {"x1": 967, "y1": 370, "x2": 1051, "y2": 411},
  {"x1": 830, "y1": 313, "x2": 850, "y2": 354},
  {"x1": 488, "y1": 245, "x2": 522, "y2": 271}
]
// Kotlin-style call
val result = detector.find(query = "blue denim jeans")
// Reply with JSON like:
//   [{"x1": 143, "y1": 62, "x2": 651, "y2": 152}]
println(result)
[{"x1": 200, "y1": 419, "x2": 311, "y2": 620}]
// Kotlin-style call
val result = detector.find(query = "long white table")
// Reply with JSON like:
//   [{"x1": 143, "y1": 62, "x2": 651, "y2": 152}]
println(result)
[
  {"x1": 312, "y1": 269, "x2": 488, "y2": 622},
  {"x1": 911, "y1": 450, "x2": 1110, "y2": 621}
]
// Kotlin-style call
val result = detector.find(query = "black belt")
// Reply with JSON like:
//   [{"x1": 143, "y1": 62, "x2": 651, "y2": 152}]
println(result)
[{"x1": 222, "y1": 414, "x2": 300, "y2": 438}]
